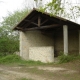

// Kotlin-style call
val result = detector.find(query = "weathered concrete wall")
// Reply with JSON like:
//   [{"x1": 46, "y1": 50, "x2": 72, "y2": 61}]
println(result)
[
  {"x1": 20, "y1": 31, "x2": 54, "y2": 60},
  {"x1": 20, "y1": 29, "x2": 79, "y2": 60},
  {"x1": 54, "y1": 30, "x2": 79, "y2": 55},
  {"x1": 68, "y1": 30, "x2": 79, "y2": 55},
  {"x1": 54, "y1": 31, "x2": 63, "y2": 56},
  {"x1": 29, "y1": 47, "x2": 54, "y2": 63}
]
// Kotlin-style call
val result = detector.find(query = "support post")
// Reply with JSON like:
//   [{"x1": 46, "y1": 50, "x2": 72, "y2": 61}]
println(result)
[
  {"x1": 63, "y1": 25, "x2": 68, "y2": 55},
  {"x1": 79, "y1": 30, "x2": 80, "y2": 55}
]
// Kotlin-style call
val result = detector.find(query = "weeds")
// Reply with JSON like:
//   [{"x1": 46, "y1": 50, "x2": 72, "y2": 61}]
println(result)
[
  {"x1": 0, "y1": 53, "x2": 80, "y2": 65},
  {"x1": 58, "y1": 54, "x2": 80, "y2": 63},
  {"x1": 0, "y1": 54, "x2": 44, "y2": 65}
]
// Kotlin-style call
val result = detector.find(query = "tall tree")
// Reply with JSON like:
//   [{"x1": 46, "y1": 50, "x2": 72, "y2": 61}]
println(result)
[
  {"x1": 0, "y1": 8, "x2": 30, "y2": 55},
  {"x1": 38, "y1": 0, "x2": 80, "y2": 22}
]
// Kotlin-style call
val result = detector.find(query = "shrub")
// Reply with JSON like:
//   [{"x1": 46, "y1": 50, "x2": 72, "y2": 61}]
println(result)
[{"x1": 0, "y1": 37, "x2": 19, "y2": 56}]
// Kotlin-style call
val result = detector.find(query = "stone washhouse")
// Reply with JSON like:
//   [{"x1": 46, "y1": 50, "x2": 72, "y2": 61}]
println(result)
[{"x1": 13, "y1": 9, "x2": 80, "y2": 63}]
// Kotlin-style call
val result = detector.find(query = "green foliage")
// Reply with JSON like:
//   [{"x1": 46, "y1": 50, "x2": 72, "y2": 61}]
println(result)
[
  {"x1": 37, "y1": 0, "x2": 80, "y2": 21},
  {"x1": 37, "y1": 0, "x2": 63, "y2": 17},
  {"x1": 1, "y1": 8, "x2": 30, "y2": 36},
  {"x1": 0, "y1": 54, "x2": 21, "y2": 64},
  {"x1": 0, "y1": 36, "x2": 19, "y2": 56},
  {"x1": 58, "y1": 51, "x2": 64, "y2": 56},
  {"x1": 38, "y1": 7, "x2": 46, "y2": 13},
  {"x1": 0, "y1": 8, "x2": 30, "y2": 56},
  {"x1": 43, "y1": 0, "x2": 63, "y2": 16},
  {"x1": 58, "y1": 55, "x2": 80, "y2": 63},
  {"x1": 2, "y1": 9, "x2": 30, "y2": 26}
]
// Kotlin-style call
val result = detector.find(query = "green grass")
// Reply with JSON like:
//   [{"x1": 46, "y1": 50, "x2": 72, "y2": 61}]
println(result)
[
  {"x1": 0, "y1": 54, "x2": 80, "y2": 65},
  {"x1": 0, "y1": 54, "x2": 45, "y2": 65}
]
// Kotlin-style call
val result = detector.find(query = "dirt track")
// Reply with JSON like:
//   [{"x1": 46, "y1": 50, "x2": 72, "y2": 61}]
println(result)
[
  {"x1": 0, "y1": 66, "x2": 47, "y2": 80},
  {"x1": 0, "y1": 63, "x2": 80, "y2": 80}
]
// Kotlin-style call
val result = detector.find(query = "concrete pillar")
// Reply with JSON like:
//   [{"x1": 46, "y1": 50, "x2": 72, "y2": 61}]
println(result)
[
  {"x1": 63, "y1": 25, "x2": 68, "y2": 55},
  {"x1": 20, "y1": 31, "x2": 29, "y2": 60},
  {"x1": 79, "y1": 30, "x2": 80, "y2": 55},
  {"x1": 20, "y1": 31, "x2": 22, "y2": 57}
]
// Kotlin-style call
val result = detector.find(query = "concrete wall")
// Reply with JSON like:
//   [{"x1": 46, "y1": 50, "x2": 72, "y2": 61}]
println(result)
[
  {"x1": 29, "y1": 47, "x2": 54, "y2": 63},
  {"x1": 20, "y1": 31, "x2": 54, "y2": 60},
  {"x1": 54, "y1": 31, "x2": 63, "y2": 56},
  {"x1": 20, "y1": 29, "x2": 79, "y2": 60},
  {"x1": 68, "y1": 30, "x2": 79, "y2": 55},
  {"x1": 54, "y1": 30, "x2": 79, "y2": 56}
]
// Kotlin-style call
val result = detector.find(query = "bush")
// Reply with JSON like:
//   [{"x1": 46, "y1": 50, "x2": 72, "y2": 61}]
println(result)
[{"x1": 0, "y1": 37, "x2": 19, "y2": 56}]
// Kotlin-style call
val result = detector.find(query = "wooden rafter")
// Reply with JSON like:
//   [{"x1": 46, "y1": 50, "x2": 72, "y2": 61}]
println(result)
[
  {"x1": 22, "y1": 15, "x2": 38, "y2": 28},
  {"x1": 24, "y1": 24, "x2": 60, "y2": 31},
  {"x1": 15, "y1": 27, "x2": 24, "y2": 31},
  {"x1": 41, "y1": 19, "x2": 48, "y2": 26},
  {"x1": 24, "y1": 20, "x2": 38, "y2": 26},
  {"x1": 41, "y1": 14, "x2": 59, "y2": 23}
]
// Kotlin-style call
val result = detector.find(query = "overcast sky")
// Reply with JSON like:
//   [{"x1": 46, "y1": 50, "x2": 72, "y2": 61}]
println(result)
[
  {"x1": 0, "y1": 0, "x2": 80, "y2": 23},
  {"x1": 0, "y1": 0, "x2": 23, "y2": 21},
  {"x1": 0, "y1": 0, "x2": 51, "y2": 22}
]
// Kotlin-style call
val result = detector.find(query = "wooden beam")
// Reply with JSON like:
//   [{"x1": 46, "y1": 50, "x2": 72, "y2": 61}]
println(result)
[
  {"x1": 41, "y1": 14, "x2": 62, "y2": 24},
  {"x1": 24, "y1": 20, "x2": 38, "y2": 26},
  {"x1": 15, "y1": 27, "x2": 24, "y2": 31},
  {"x1": 24, "y1": 24, "x2": 60, "y2": 31},
  {"x1": 40, "y1": 24, "x2": 60, "y2": 29},
  {"x1": 41, "y1": 19, "x2": 48, "y2": 26},
  {"x1": 21, "y1": 15, "x2": 38, "y2": 28}
]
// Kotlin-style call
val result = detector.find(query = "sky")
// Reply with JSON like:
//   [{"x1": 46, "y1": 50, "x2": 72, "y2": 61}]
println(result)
[
  {"x1": 0, "y1": 0, "x2": 80, "y2": 23},
  {"x1": 0, "y1": 0, "x2": 24, "y2": 21},
  {"x1": 0, "y1": 0, "x2": 51, "y2": 22}
]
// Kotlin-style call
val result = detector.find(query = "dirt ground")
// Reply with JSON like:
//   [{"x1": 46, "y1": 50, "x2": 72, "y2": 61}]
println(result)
[{"x1": 0, "y1": 60, "x2": 80, "y2": 80}]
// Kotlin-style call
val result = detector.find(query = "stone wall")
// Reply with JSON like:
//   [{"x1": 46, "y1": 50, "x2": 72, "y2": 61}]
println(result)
[
  {"x1": 29, "y1": 47, "x2": 54, "y2": 63},
  {"x1": 20, "y1": 31, "x2": 54, "y2": 60}
]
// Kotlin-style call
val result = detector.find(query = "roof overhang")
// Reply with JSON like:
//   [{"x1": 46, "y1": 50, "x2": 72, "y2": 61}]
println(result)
[{"x1": 13, "y1": 8, "x2": 80, "y2": 31}]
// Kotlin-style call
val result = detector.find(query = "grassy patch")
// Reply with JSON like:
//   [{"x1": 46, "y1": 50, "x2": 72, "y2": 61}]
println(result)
[
  {"x1": 0, "y1": 54, "x2": 45, "y2": 65},
  {"x1": 58, "y1": 55, "x2": 80, "y2": 63}
]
